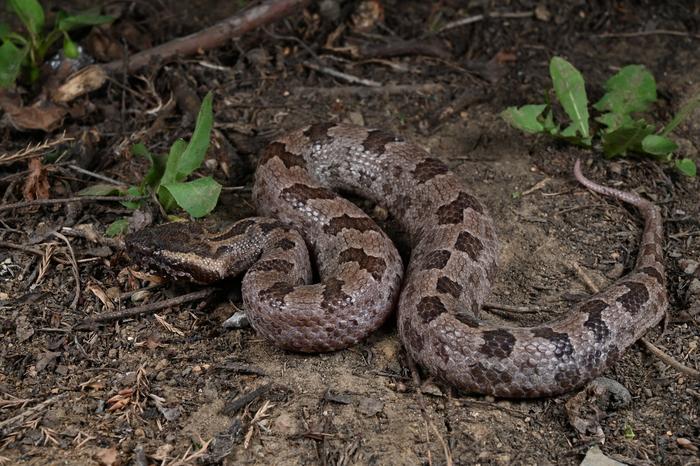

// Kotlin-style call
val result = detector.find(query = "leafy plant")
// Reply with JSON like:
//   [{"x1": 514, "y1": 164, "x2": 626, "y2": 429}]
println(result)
[
  {"x1": 80, "y1": 93, "x2": 222, "y2": 235},
  {"x1": 0, "y1": 0, "x2": 113, "y2": 87},
  {"x1": 501, "y1": 57, "x2": 698, "y2": 177}
]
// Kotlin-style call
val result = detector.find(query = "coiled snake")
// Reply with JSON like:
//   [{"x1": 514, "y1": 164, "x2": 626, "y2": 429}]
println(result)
[{"x1": 126, "y1": 123, "x2": 667, "y2": 397}]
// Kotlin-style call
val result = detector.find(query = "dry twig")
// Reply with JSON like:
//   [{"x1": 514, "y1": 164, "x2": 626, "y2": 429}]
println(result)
[
  {"x1": 75, "y1": 288, "x2": 217, "y2": 329},
  {"x1": 0, "y1": 195, "x2": 145, "y2": 213},
  {"x1": 302, "y1": 61, "x2": 381, "y2": 87},
  {"x1": 103, "y1": 0, "x2": 310, "y2": 74},
  {"x1": 597, "y1": 29, "x2": 700, "y2": 40},
  {"x1": 641, "y1": 338, "x2": 700, "y2": 380},
  {"x1": 0, "y1": 132, "x2": 73, "y2": 166}
]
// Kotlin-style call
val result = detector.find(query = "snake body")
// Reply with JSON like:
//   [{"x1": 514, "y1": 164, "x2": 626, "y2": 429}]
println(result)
[{"x1": 126, "y1": 123, "x2": 667, "y2": 397}]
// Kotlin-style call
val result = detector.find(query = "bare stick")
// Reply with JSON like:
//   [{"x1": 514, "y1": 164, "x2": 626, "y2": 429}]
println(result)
[
  {"x1": 570, "y1": 261, "x2": 600, "y2": 294},
  {"x1": 302, "y1": 61, "x2": 381, "y2": 87},
  {"x1": 291, "y1": 83, "x2": 444, "y2": 97},
  {"x1": 66, "y1": 164, "x2": 126, "y2": 186},
  {"x1": 0, "y1": 195, "x2": 145, "y2": 212},
  {"x1": 641, "y1": 338, "x2": 700, "y2": 380},
  {"x1": 52, "y1": 232, "x2": 81, "y2": 309},
  {"x1": 75, "y1": 288, "x2": 217, "y2": 329},
  {"x1": 436, "y1": 11, "x2": 533, "y2": 34},
  {"x1": 102, "y1": 0, "x2": 310, "y2": 74},
  {"x1": 597, "y1": 29, "x2": 700, "y2": 40}
]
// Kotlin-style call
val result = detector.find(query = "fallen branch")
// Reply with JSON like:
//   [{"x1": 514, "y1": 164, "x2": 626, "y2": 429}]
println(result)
[
  {"x1": 74, "y1": 288, "x2": 217, "y2": 329},
  {"x1": 0, "y1": 195, "x2": 145, "y2": 212},
  {"x1": 302, "y1": 61, "x2": 381, "y2": 87},
  {"x1": 641, "y1": 338, "x2": 700, "y2": 380},
  {"x1": 103, "y1": 0, "x2": 310, "y2": 74},
  {"x1": 291, "y1": 83, "x2": 445, "y2": 97}
]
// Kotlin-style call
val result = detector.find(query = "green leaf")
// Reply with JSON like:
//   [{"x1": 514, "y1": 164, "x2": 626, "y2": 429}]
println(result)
[
  {"x1": 8, "y1": 0, "x2": 44, "y2": 36},
  {"x1": 105, "y1": 218, "x2": 129, "y2": 237},
  {"x1": 176, "y1": 92, "x2": 214, "y2": 179},
  {"x1": 595, "y1": 112, "x2": 634, "y2": 133},
  {"x1": 601, "y1": 121, "x2": 653, "y2": 158},
  {"x1": 0, "y1": 40, "x2": 26, "y2": 88},
  {"x1": 62, "y1": 35, "x2": 79, "y2": 58},
  {"x1": 121, "y1": 185, "x2": 143, "y2": 209},
  {"x1": 162, "y1": 177, "x2": 222, "y2": 218},
  {"x1": 661, "y1": 93, "x2": 700, "y2": 137},
  {"x1": 623, "y1": 424, "x2": 635, "y2": 440},
  {"x1": 58, "y1": 11, "x2": 114, "y2": 32},
  {"x1": 160, "y1": 138, "x2": 188, "y2": 186},
  {"x1": 594, "y1": 65, "x2": 657, "y2": 115},
  {"x1": 549, "y1": 56, "x2": 590, "y2": 139},
  {"x1": 500, "y1": 104, "x2": 547, "y2": 134},
  {"x1": 132, "y1": 143, "x2": 165, "y2": 190},
  {"x1": 542, "y1": 107, "x2": 558, "y2": 134},
  {"x1": 641, "y1": 134, "x2": 678, "y2": 156},
  {"x1": 77, "y1": 183, "x2": 124, "y2": 196},
  {"x1": 675, "y1": 158, "x2": 696, "y2": 177}
]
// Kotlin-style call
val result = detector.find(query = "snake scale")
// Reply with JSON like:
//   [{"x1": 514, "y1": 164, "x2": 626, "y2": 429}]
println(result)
[{"x1": 126, "y1": 123, "x2": 667, "y2": 397}]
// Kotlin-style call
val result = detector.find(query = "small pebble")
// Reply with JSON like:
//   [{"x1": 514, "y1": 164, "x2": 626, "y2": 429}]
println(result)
[
  {"x1": 679, "y1": 259, "x2": 698, "y2": 275},
  {"x1": 223, "y1": 311, "x2": 250, "y2": 329}
]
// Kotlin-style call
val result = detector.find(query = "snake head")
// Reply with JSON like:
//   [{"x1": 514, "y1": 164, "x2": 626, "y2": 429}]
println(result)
[{"x1": 125, "y1": 222, "x2": 225, "y2": 284}]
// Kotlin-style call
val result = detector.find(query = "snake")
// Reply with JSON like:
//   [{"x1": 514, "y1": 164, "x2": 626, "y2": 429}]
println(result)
[{"x1": 125, "y1": 123, "x2": 667, "y2": 398}]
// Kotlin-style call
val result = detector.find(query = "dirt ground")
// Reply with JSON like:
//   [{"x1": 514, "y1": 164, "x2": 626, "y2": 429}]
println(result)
[{"x1": 1, "y1": 1, "x2": 699, "y2": 465}]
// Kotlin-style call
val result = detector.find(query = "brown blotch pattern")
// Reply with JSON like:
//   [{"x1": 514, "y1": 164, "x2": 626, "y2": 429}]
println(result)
[
  {"x1": 472, "y1": 361, "x2": 514, "y2": 387},
  {"x1": 454, "y1": 231, "x2": 484, "y2": 261},
  {"x1": 282, "y1": 183, "x2": 338, "y2": 204},
  {"x1": 436, "y1": 276, "x2": 462, "y2": 298},
  {"x1": 258, "y1": 221, "x2": 286, "y2": 234},
  {"x1": 258, "y1": 142, "x2": 306, "y2": 170},
  {"x1": 436, "y1": 192, "x2": 484, "y2": 224},
  {"x1": 403, "y1": 319, "x2": 425, "y2": 352},
  {"x1": 321, "y1": 277, "x2": 351, "y2": 312},
  {"x1": 303, "y1": 122, "x2": 336, "y2": 145},
  {"x1": 417, "y1": 296, "x2": 448, "y2": 323},
  {"x1": 641, "y1": 243, "x2": 659, "y2": 257},
  {"x1": 480, "y1": 329, "x2": 516, "y2": 359},
  {"x1": 273, "y1": 238, "x2": 296, "y2": 251},
  {"x1": 338, "y1": 248, "x2": 386, "y2": 281},
  {"x1": 420, "y1": 249, "x2": 451, "y2": 270},
  {"x1": 258, "y1": 281, "x2": 295, "y2": 303},
  {"x1": 616, "y1": 281, "x2": 650, "y2": 315},
  {"x1": 210, "y1": 219, "x2": 256, "y2": 242},
  {"x1": 412, "y1": 158, "x2": 449, "y2": 183},
  {"x1": 361, "y1": 129, "x2": 398, "y2": 154},
  {"x1": 639, "y1": 266, "x2": 664, "y2": 284},
  {"x1": 324, "y1": 214, "x2": 382, "y2": 235},
  {"x1": 580, "y1": 299, "x2": 610, "y2": 342},
  {"x1": 532, "y1": 327, "x2": 574, "y2": 358}
]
